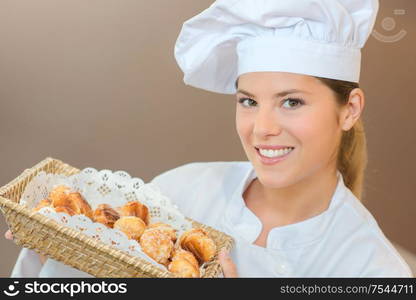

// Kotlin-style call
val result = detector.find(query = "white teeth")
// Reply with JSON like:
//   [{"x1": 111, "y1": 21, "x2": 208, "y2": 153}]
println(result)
[{"x1": 258, "y1": 147, "x2": 293, "y2": 158}]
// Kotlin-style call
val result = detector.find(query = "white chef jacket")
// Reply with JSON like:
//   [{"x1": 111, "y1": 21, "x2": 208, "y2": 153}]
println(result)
[{"x1": 10, "y1": 161, "x2": 413, "y2": 277}]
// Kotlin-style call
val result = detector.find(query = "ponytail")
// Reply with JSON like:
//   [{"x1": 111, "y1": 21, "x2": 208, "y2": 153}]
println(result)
[
  {"x1": 337, "y1": 118, "x2": 368, "y2": 200},
  {"x1": 316, "y1": 77, "x2": 367, "y2": 201}
]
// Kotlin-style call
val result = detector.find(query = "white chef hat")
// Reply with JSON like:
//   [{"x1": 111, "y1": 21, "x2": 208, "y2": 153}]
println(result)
[{"x1": 174, "y1": 0, "x2": 379, "y2": 94}]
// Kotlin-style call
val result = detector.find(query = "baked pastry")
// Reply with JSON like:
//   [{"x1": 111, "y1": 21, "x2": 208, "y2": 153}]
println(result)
[
  {"x1": 139, "y1": 228, "x2": 174, "y2": 266},
  {"x1": 54, "y1": 205, "x2": 76, "y2": 216},
  {"x1": 48, "y1": 185, "x2": 71, "y2": 207},
  {"x1": 67, "y1": 192, "x2": 93, "y2": 219},
  {"x1": 118, "y1": 201, "x2": 149, "y2": 225},
  {"x1": 46, "y1": 186, "x2": 94, "y2": 219},
  {"x1": 34, "y1": 198, "x2": 52, "y2": 211},
  {"x1": 179, "y1": 228, "x2": 216, "y2": 264},
  {"x1": 147, "y1": 222, "x2": 177, "y2": 242},
  {"x1": 93, "y1": 204, "x2": 120, "y2": 228},
  {"x1": 168, "y1": 248, "x2": 200, "y2": 278},
  {"x1": 114, "y1": 216, "x2": 146, "y2": 241}
]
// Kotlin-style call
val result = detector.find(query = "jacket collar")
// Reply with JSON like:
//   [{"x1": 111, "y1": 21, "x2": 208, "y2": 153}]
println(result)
[{"x1": 224, "y1": 162, "x2": 348, "y2": 250}]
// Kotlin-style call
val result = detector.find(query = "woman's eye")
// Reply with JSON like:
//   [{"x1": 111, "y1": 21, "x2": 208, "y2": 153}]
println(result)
[
  {"x1": 238, "y1": 98, "x2": 257, "y2": 107},
  {"x1": 282, "y1": 98, "x2": 303, "y2": 109}
]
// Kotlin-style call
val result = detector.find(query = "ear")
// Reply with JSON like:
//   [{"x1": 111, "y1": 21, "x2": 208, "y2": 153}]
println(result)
[{"x1": 340, "y1": 88, "x2": 365, "y2": 131}]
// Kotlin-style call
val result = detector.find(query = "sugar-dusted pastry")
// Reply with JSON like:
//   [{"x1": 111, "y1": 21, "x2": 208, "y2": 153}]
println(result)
[
  {"x1": 54, "y1": 205, "x2": 76, "y2": 216},
  {"x1": 179, "y1": 228, "x2": 216, "y2": 264},
  {"x1": 34, "y1": 198, "x2": 52, "y2": 211},
  {"x1": 67, "y1": 192, "x2": 93, "y2": 219},
  {"x1": 168, "y1": 248, "x2": 200, "y2": 278},
  {"x1": 93, "y1": 204, "x2": 120, "y2": 228},
  {"x1": 139, "y1": 228, "x2": 174, "y2": 266},
  {"x1": 147, "y1": 222, "x2": 177, "y2": 242},
  {"x1": 118, "y1": 201, "x2": 149, "y2": 225},
  {"x1": 48, "y1": 185, "x2": 71, "y2": 207},
  {"x1": 114, "y1": 216, "x2": 146, "y2": 241}
]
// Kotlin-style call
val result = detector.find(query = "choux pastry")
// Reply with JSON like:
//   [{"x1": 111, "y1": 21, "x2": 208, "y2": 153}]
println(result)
[
  {"x1": 168, "y1": 248, "x2": 200, "y2": 278},
  {"x1": 140, "y1": 228, "x2": 174, "y2": 266},
  {"x1": 114, "y1": 216, "x2": 146, "y2": 241},
  {"x1": 147, "y1": 222, "x2": 177, "y2": 242}
]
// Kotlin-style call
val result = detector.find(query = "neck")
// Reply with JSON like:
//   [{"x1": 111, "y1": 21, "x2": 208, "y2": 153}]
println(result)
[{"x1": 244, "y1": 165, "x2": 339, "y2": 226}]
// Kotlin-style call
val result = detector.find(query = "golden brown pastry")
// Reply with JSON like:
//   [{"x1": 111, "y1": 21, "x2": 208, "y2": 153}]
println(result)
[
  {"x1": 93, "y1": 204, "x2": 120, "y2": 228},
  {"x1": 114, "y1": 216, "x2": 146, "y2": 241},
  {"x1": 67, "y1": 192, "x2": 93, "y2": 219},
  {"x1": 54, "y1": 205, "x2": 76, "y2": 216},
  {"x1": 139, "y1": 228, "x2": 174, "y2": 266},
  {"x1": 48, "y1": 185, "x2": 71, "y2": 207},
  {"x1": 34, "y1": 198, "x2": 52, "y2": 211},
  {"x1": 147, "y1": 222, "x2": 177, "y2": 242},
  {"x1": 118, "y1": 201, "x2": 149, "y2": 225},
  {"x1": 179, "y1": 228, "x2": 216, "y2": 264},
  {"x1": 168, "y1": 248, "x2": 200, "y2": 278}
]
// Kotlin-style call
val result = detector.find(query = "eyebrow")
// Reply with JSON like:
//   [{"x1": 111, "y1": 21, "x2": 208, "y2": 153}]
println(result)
[{"x1": 236, "y1": 88, "x2": 309, "y2": 98}]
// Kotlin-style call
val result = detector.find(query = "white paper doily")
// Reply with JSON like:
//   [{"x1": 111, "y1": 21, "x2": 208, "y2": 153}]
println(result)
[{"x1": 20, "y1": 168, "x2": 195, "y2": 272}]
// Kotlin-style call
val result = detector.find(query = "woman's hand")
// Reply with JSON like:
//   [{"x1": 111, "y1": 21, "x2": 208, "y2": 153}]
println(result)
[
  {"x1": 5, "y1": 229, "x2": 13, "y2": 240},
  {"x1": 4, "y1": 229, "x2": 47, "y2": 264},
  {"x1": 218, "y1": 248, "x2": 239, "y2": 277}
]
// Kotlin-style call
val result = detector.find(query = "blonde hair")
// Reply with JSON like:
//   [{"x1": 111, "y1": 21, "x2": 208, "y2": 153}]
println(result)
[{"x1": 316, "y1": 78, "x2": 368, "y2": 201}]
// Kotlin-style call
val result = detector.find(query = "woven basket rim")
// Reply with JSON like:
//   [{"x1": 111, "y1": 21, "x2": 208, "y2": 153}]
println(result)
[
  {"x1": 0, "y1": 157, "x2": 178, "y2": 277},
  {"x1": 0, "y1": 157, "x2": 234, "y2": 278},
  {"x1": 0, "y1": 157, "x2": 56, "y2": 195},
  {"x1": 0, "y1": 194, "x2": 175, "y2": 277}
]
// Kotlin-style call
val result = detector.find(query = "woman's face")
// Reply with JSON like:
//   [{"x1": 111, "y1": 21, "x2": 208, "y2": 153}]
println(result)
[{"x1": 236, "y1": 72, "x2": 344, "y2": 189}]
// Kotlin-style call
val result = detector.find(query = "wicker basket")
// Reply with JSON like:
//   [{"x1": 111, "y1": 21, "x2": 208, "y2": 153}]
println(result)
[{"x1": 0, "y1": 157, "x2": 234, "y2": 278}]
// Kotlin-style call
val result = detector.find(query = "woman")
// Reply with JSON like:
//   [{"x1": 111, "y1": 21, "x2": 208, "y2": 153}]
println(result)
[{"x1": 7, "y1": 0, "x2": 413, "y2": 277}]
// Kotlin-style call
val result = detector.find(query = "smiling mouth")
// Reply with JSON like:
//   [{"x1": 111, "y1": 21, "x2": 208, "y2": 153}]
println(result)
[{"x1": 255, "y1": 146, "x2": 295, "y2": 158}]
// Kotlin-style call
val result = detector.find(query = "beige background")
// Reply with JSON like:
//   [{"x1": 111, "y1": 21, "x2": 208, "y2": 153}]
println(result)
[{"x1": 0, "y1": 0, "x2": 415, "y2": 277}]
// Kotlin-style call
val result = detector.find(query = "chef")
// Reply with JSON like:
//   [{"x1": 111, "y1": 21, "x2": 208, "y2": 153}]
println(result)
[{"x1": 7, "y1": 0, "x2": 413, "y2": 277}]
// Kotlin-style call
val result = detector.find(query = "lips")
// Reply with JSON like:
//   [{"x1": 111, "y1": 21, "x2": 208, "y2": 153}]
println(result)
[
  {"x1": 254, "y1": 145, "x2": 294, "y2": 165},
  {"x1": 254, "y1": 145, "x2": 295, "y2": 150}
]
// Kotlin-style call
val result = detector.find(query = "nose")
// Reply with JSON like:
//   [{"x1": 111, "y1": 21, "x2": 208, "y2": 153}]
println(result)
[{"x1": 253, "y1": 107, "x2": 283, "y2": 138}]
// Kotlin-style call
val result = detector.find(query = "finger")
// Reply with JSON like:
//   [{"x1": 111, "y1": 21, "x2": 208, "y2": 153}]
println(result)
[
  {"x1": 218, "y1": 248, "x2": 238, "y2": 278},
  {"x1": 39, "y1": 254, "x2": 47, "y2": 264},
  {"x1": 5, "y1": 230, "x2": 13, "y2": 240},
  {"x1": 218, "y1": 249, "x2": 238, "y2": 277}
]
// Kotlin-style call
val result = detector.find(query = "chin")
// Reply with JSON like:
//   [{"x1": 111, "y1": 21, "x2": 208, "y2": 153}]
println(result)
[
  {"x1": 249, "y1": 158, "x2": 298, "y2": 189},
  {"x1": 257, "y1": 175, "x2": 293, "y2": 189}
]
